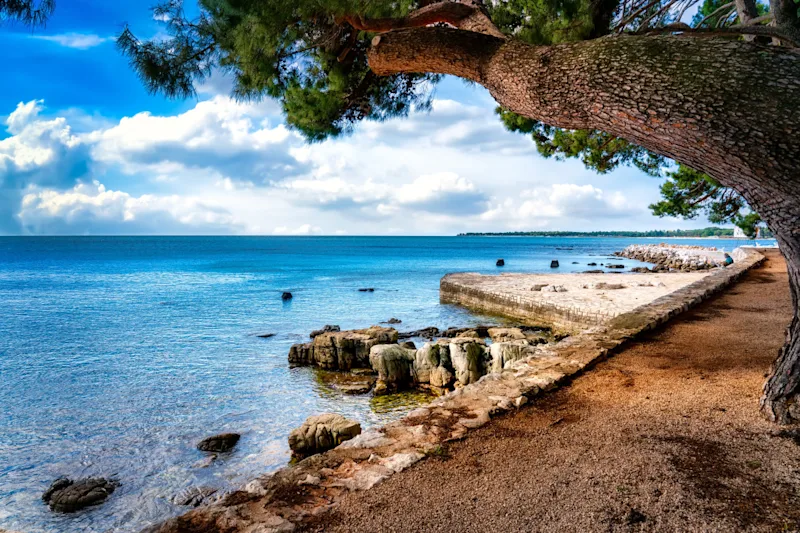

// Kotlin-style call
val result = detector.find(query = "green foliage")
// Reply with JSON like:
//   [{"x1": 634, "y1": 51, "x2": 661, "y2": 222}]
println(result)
[
  {"x1": 496, "y1": 107, "x2": 666, "y2": 175},
  {"x1": 649, "y1": 165, "x2": 764, "y2": 237},
  {"x1": 487, "y1": 0, "x2": 604, "y2": 46},
  {"x1": 119, "y1": 0, "x2": 435, "y2": 140},
  {"x1": 0, "y1": 0, "x2": 54, "y2": 25}
]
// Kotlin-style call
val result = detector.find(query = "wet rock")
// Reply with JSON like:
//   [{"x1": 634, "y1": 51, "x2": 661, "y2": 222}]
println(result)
[
  {"x1": 550, "y1": 260, "x2": 560, "y2": 268},
  {"x1": 496, "y1": 259, "x2": 505, "y2": 266},
  {"x1": 383, "y1": 318, "x2": 402, "y2": 324},
  {"x1": 281, "y1": 292, "x2": 293, "y2": 300},
  {"x1": 310, "y1": 324, "x2": 340, "y2": 338},
  {"x1": 583, "y1": 270, "x2": 605, "y2": 274},
  {"x1": 172, "y1": 486, "x2": 218, "y2": 508},
  {"x1": 255, "y1": 333, "x2": 275, "y2": 338},
  {"x1": 197, "y1": 433, "x2": 240, "y2": 453},
  {"x1": 607, "y1": 264, "x2": 625, "y2": 269},
  {"x1": 42, "y1": 477, "x2": 118, "y2": 513},
  {"x1": 288, "y1": 413, "x2": 361, "y2": 459},
  {"x1": 587, "y1": 262, "x2": 598, "y2": 266},
  {"x1": 319, "y1": 371, "x2": 376, "y2": 395},
  {"x1": 358, "y1": 288, "x2": 375, "y2": 292},
  {"x1": 291, "y1": 326, "x2": 399, "y2": 370},
  {"x1": 631, "y1": 266, "x2": 651, "y2": 273},
  {"x1": 370, "y1": 344, "x2": 416, "y2": 395},
  {"x1": 192, "y1": 455, "x2": 217, "y2": 468},
  {"x1": 572, "y1": 261, "x2": 579, "y2": 264},
  {"x1": 487, "y1": 327, "x2": 526, "y2": 342},
  {"x1": 448, "y1": 338, "x2": 488, "y2": 386},
  {"x1": 398, "y1": 326, "x2": 440, "y2": 340}
]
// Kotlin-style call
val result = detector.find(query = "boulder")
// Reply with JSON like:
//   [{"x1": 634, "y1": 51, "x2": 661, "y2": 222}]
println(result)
[
  {"x1": 383, "y1": 318, "x2": 402, "y2": 324},
  {"x1": 550, "y1": 260, "x2": 560, "y2": 268},
  {"x1": 490, "y1": 340, "x2": 535, "y2": 372},
  {"x1": 370, "y1": 344, "x2": 416, "y2": 395},
  {"x1": 290, "y1": 326, "x2": 399, "y2": 370},
  {"x1": 456, "y1": 329, "x2": 481, "y2": 339},
  {"x1": 413, "y1": 342, "x2": 455, "y2": 389},
  {"x1": 310, "y1": 325, "x2": 340, "y2": 338},
  {"x1": 487, "y1": 327, "x2": 526, "y2": 343},
  {"x1": 281, "y1": 292, "x2": 293, "y2": 300},
  {"x1": 319, "y1": 371, "x2": 376, "y2": 395},
  {"x1": 496, "y1": 259, "x2": 505, "y2": 266},
  {"x1": 197, "y1": 433, "x2": 240, "y2": 453},
  {"x1": 631, "y1": 266, "x2": 651, "y2": 273},
  {"x1": 42, "y1": 477, "x2": 118, "y2": 513},
  {"x1": 288, "y1": 413, "x2": 361, "y2": 458},
  {"x1": 401, "y1": 341, "x2": 417, "y2": 350},
  {"x1": 448, "y1": 338, "x2": 488, "y2": 386}
]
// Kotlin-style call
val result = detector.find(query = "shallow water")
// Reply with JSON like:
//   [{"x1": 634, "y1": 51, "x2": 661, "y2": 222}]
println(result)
[{"x1": 0, "y1": 236, "x2": 773, "y2": 532}]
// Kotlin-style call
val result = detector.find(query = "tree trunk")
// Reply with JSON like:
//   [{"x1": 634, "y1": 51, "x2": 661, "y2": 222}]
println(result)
[{"x1": 368, "y1": 28, "x2": 800, "y2": 423}]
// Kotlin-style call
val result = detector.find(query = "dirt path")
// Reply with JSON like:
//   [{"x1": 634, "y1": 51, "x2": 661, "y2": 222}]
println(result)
[{"x1": 305, "y1": 250, "x2": 800, "y2": 533}]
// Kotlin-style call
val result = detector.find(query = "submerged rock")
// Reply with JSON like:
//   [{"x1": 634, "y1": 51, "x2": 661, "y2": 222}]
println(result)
[
  {"x1": 172, "y1": 486, "x2": 218, "y2": 508},
  {"x1": 370, "y1": 344, "x2": 416, "y2": 395},
  {"x1": 281, "y1": 292, "x2": 293, "y2": 300},
  {"x1": 42, "y1": 477, "x2": 118, "y2": 513},
  {"x1": 288, "y1": 413, "x2": 361, "y2": 458},
  {"x1": 496, "y1": 259, "x2": 505, "y2": 267},
  {"x1": 358, "y1": 288, "x2": 375, "y2": 292},
  {"x1": 319, "y1": 371, "x2": 376, "y2": 395},
  {"x1": 607, "y1": 264, "x2": 625, "y2": 269},
  {"x1": 197, "y1": 433, "x2": 240, "y2": 453},
  {"x1": 255, "y1": 333, "x2": 276, "y2": 338},
  {"x1": 383, "y1": 318, "x2": 402, "y2": 324}
]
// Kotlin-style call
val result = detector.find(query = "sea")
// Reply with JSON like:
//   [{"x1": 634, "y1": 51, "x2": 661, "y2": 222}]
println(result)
[{"x1": 0, "y1": 236, "x2": 777, "y2": 533}]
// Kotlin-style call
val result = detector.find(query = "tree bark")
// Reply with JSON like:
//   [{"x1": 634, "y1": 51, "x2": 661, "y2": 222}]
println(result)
[{"x1": 368, "y1": 28, "x2": 800, "y2": 423}]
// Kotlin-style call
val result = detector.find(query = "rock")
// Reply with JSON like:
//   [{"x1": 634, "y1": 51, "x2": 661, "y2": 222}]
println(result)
[
  {"x1": 631, "y1": 266, "x2": 651, "y2": 273},
  {"x1": 288, "y1": 413, "x2": 361, "y2": 458},
  {"x1": 310, "y1": 325, "x2": 340, "y2": 338},
  {"x1": 192, "y1": 455, "x2": 217, "y2": 468},
  {"x1": 255, "y1": 333, "x2": 276, "y2": 338},
  {"x1": 290, "y1": 326, "x2": 399, "y2": 370},
  {"x1": 607, "y1": 264, "x2": 625, "y2": 269},
  {"x1": 550, "y1": 260, "x2": 560, "y2": 268},
  {"x1": 358, "y1": 288, "x2": 375, "y2": 292},
  {"x1": 530, "y1": 284, "x2": 549, "y2": 291},
  {"x1": 440, "y1": 325, "x2": 491, "y2": 338},
  {"x1": 370, "y1": 344, "x2": 416, "y2": 394},
  {"x1": 398, "y1": 326, "x2": 440, "y2": 340},
  {"x1": 626, "y1": 509, "x2": 647, "y2": 525},
  {"x1": 542, "y1": 285, "x2": 567, "y2": 292},
  {"x1": 594, "y1": 282, "x2": 626, "y2": 290},
  {"x1": 381, "y1": 452, "x2": 425, "y2": 473},
  {"x1": 583, "y1": 270, "x2": 604, "y2": 274},
  {"x1": 298, "y1": 474, "x2": 321, "y2": 486},
  {"x1": 319, "y1": 371, "x2": 376, "y2": 395},
  {"x1": 572, "y1": 261, "x2": 579, "y2": 264},
  {"x1": 383, "y1": 318, "x2": 402, "y2": 324},
  {"x1": 490, "y1": 340, "x2": 535, "y2": 372},
  {"x1": 42, "y1": 477, "x2": 118, "y2": 513},
  {"x1": 413, "y1": 342, "x2": 455, "y2": 389},
  {"x1": 401, "y1": 341, "x2": 416, "y2": 350},
  {"x1": 172, "y1": 486, "x2": 217, "y2": 507},
  {"x1": 197, "y1": 433, "x2": 240, "y2": 453},
  {"x1": 496, "y1": 259, "x2": 505, "y2": 266},
  {"x1": 448, "y1": 338, "x2": 488, "y2": 386},
  {"x1": 456, "y1": 329, "x2": 481, "y2": 339},
  {"x1": 281, "y1": 292, "x2": 293, "y2": 300},
  {"x1": 587, "y1": 262, "x2": 598, "y2": 266},
  {"x1": 487, "y1": 327, "x2": 526, "y2": 342}
]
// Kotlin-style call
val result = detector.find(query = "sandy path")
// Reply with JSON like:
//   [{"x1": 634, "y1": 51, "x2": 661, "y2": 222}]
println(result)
[{"x1": 304, "y1": 250, "x2": 800, "y2": 532}]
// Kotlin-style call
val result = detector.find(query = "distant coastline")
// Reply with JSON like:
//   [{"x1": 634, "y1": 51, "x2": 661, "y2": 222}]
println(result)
[{"x1": 457, "y1": 227, "x2": 774, "y2": 239}]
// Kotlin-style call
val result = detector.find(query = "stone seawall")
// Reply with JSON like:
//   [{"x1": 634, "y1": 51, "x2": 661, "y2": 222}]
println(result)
[
  {"x1": 144, "y1": 248, "x2": 765, "y2": 533},
  {"x1": 441, "y1": 275, "x2": 613, "y2": 331}
]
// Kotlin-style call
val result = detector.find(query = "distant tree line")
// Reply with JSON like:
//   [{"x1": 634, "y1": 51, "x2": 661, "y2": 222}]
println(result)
[{"x1": 458, "y1": 227, "x2": 774, "y2": 238}]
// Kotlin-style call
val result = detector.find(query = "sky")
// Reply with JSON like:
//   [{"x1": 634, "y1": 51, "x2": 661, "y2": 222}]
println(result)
[{"x1": 0, "y1": 1, "x2": 719, "y2": 236}]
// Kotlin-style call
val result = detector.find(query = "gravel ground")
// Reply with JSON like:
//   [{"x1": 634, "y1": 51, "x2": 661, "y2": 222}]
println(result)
[{"x1": 304, "y1": 250, "x2": 800, "y2": 533}]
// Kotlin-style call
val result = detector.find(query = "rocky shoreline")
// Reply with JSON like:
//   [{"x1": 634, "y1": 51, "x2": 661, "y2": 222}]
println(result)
[{"x1": 614, "y1": 243, "x2": 730, "y2": 271}]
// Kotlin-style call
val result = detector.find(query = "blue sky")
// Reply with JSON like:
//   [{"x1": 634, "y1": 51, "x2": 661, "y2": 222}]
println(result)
[{"x1": 0, "y1": 2, "x2": 718, "y2": 236}]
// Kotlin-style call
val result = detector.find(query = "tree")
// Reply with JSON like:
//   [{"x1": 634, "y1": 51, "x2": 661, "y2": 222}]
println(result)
[{"x1": 7, "y1": 0, "x2": 800, "y2": 422}]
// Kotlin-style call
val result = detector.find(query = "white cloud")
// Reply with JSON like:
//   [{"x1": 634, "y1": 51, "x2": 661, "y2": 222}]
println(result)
[
  {"x1": 19, "y1": 181, "x2": 239, "y2": 234},
  {"x1": 0, "y1": 93, "x2": 699, "y2": 236},
  {"x1": 32, "y1": 33, "x2": 111, "y2": 50}
]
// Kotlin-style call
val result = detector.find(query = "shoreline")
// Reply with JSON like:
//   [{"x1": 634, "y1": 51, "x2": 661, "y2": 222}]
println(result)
[{"x1": 144, "y1": 247, "x2": 766, "y2": 533}]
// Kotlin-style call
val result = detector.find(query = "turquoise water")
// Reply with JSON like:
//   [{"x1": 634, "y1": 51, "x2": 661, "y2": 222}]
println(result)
[{"x1": 0, "y1": 236, "x2": 774, "y2": 532}]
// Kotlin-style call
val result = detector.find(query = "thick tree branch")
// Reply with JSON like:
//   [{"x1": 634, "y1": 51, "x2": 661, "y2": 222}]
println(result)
[
  {"x1": 640, "y1": 24, "x2": 800, "y2": 47},
  {"x1": 343, "y1": 1, "x2": 506, "y2": 39}
]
